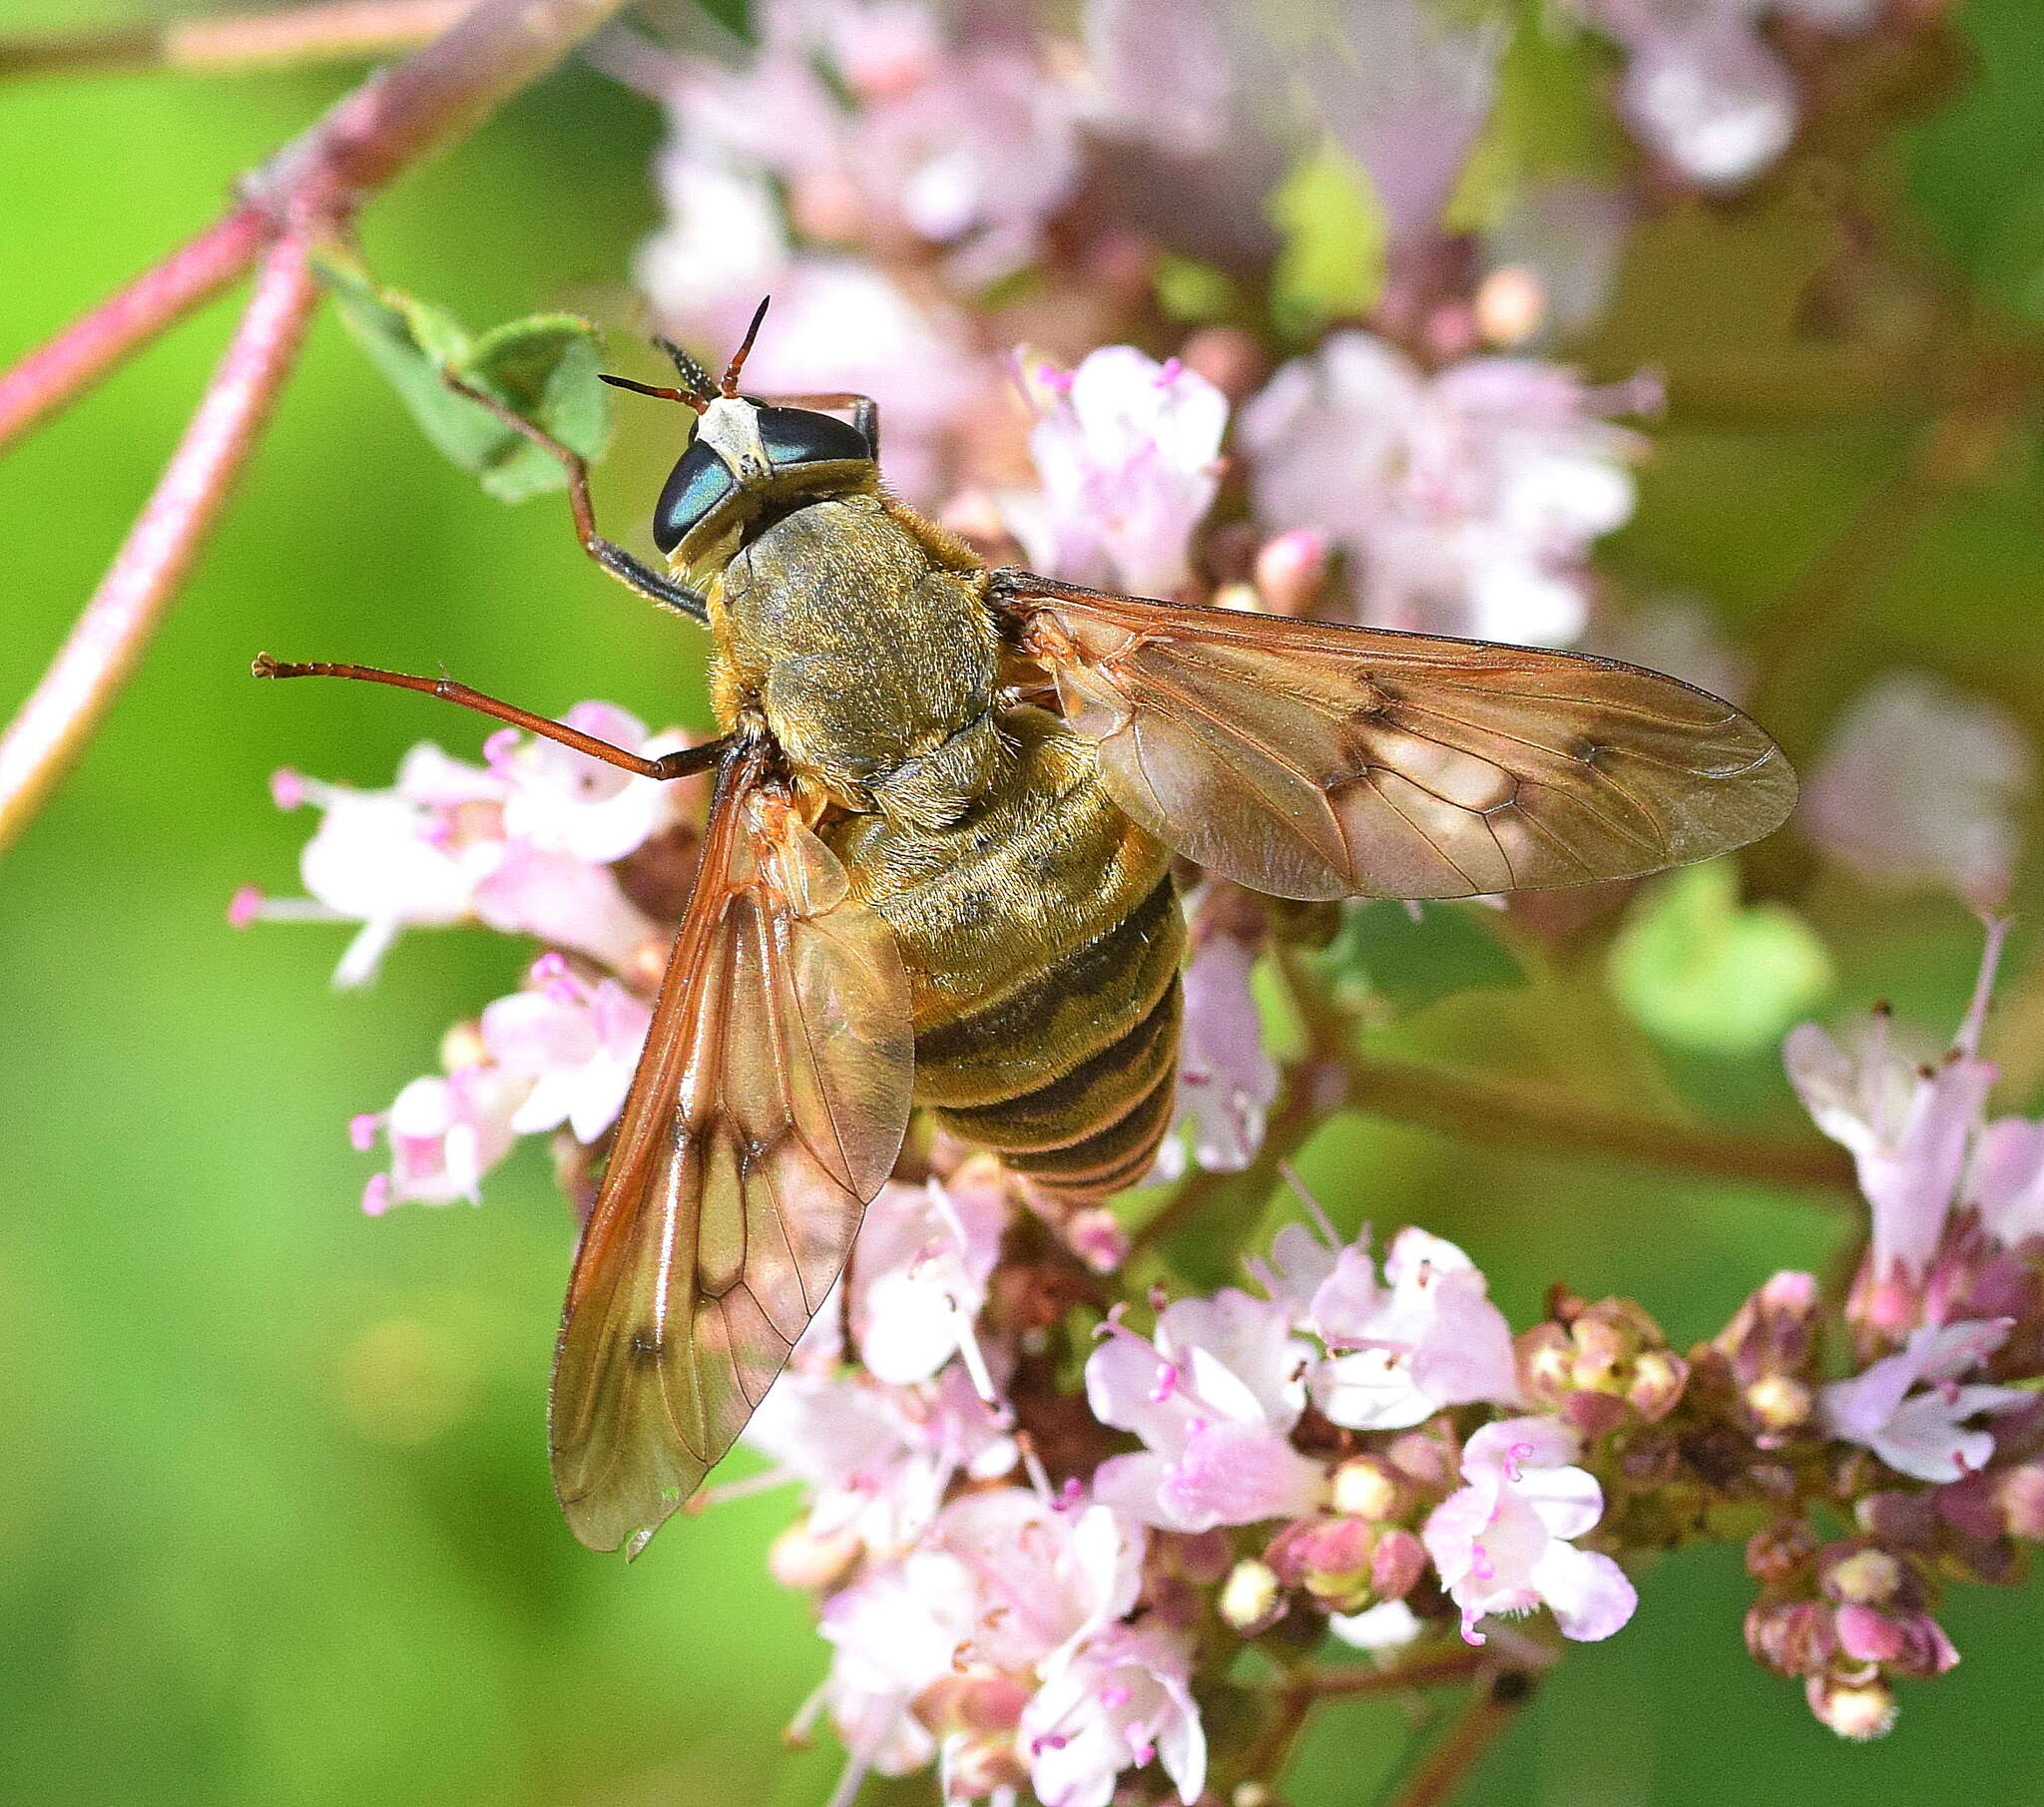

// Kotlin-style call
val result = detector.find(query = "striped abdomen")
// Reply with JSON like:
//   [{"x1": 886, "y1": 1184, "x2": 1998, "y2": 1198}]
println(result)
[{"x1": 830, "y1": 707, "x2": 1184, "y2": 1201}]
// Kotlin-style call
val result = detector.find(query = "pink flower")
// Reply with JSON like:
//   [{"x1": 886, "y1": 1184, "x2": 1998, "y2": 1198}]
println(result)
[
  {"x1": 1305, "y1": 1227, "x2": 1524, "y2": 1430},
  {"x1": 1786, "y1": 920, "x2": 2008, "y2": 1283},
  {"x1": 1802, "y1": 672, "x2": 2032, "y2": 907},
  {"x1": 1003, "y1": 347, "x2": 1229, "y2": 598},
  {"x1": 648, "y1": 0, "x2": 1081, "y2": 284},
  {"x1": 848, "y1": 1166, "x2": 1008, "y2": 1388},
  {"x1": 1968, "y1": 1117, "x2": 2044, "y2": 1246},
  {"x1": 1296, "y1": 0, "x2": 1501, "y2": 247},
  {"x1": 1019, "y1": 1620, "x2": 1207, "y2": 1807},
  {"x1": 1819, "y1": 1319, "x2": 2031, "y2": 1484},
  {"x1": 1240, "y1": 333, "x2": 1651, "y2": 645},
  {"x1": 932, "y1": 1490, "x2": 1146, "y2": 1673},
  {"x1": 253, "y1": 710, "x2": 682, "y2": 985},
  {"x1": 744, "y1": 1363, "x2": 1018, "y2": 1559},
  {"x1": 355, "y1": 1066, "x2": 525, "y2": 1212},
  {"x1": 1569, "y1": 1, "x2": 1882, "y2": 191},
  {"x1": 478, "y1": 958, "x2": 651, "y2": 1144},
  {"x1": 1156, "y1": 918, "x2": 1278, "y2": 1176},
  {"x1": 1085, "y1": 1291, "x2": 1327, "y2": 1532},
  {"x1": 1422, "y1": 1418, "x2": 1638, "y2": 1644}
]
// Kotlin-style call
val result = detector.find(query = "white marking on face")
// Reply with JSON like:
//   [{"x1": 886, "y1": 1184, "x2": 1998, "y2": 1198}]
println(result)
[{"x1": 698, "y1": 397, "x2": 769, "y2": 483}]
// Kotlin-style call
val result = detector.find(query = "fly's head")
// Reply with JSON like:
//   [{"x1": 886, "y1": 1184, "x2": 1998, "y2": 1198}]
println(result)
[{"x1": 599, "y1": 298, "x2": 876, "y2": 583}]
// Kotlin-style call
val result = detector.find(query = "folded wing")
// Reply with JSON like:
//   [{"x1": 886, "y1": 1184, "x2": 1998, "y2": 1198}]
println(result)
[
  {"x1": 550, "y1": 747, "x2": 913, "y2": 1554},
  {"x1": 1000, "y1": 576, "x2": 1796, "y2": 903}
]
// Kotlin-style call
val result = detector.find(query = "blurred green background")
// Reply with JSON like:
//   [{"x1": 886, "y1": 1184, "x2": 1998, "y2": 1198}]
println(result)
[{"x1": 4, "y1": 3, "x2": 2044, "y2": 1804}]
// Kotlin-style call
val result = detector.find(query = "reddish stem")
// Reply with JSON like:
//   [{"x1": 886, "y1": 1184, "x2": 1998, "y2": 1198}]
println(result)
[
  {"x1": 0, "y1": 0, "x2": 638, "y2": 857},
  {"x1": 0, "y1": 207, "x2": 271, "y2": 453},
  {"x1": 0, "y1": 234, "x2": 320, "y2": 855}
]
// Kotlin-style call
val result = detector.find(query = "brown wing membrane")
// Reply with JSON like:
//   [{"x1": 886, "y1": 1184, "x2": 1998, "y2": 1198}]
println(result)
[
  {"x1": 549, "y1": 746, "x2": 912, "y2": 1554},
  {"x1": 998, "y1": 575, "x2": 1796, "y2": 902}
]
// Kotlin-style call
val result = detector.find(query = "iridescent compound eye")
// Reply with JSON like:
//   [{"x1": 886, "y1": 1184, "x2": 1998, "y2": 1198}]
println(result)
[
  {"x1": 652, "y1": 440, "x2": 739, "y2": 555},
  {"x1": 754, "y1": 406, "x2": 871, "y2": 469}
]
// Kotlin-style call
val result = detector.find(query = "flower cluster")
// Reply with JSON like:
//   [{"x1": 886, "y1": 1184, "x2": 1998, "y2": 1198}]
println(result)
[{"x1": 238, "y1": 0, "x2": 2044, "y2": 1794}]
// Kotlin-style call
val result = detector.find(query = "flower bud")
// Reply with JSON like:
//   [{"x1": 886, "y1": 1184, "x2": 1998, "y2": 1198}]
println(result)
[
  {"x1": 1855, "y1": 1489, "x2": 1939, "y2": 1550},
  {"x1": 1744, "y1": 1373, "x2": 1813, "y2": 1435},
  {"x1": 1369, "y1": 1528, "x2": 1428, "y2": 1600},
  {"x1": 767, "y1": 1521, "x2": 861, "y2": 1591},
  {"x1": 1385, "y1": 1430, "x2": 1458, "y2": 1493},
  {"x1": 1063, "y1": 1205, "x2": 1129, "y2": 1273},
  {"x1": 1330, "y1": 1456, "x2": 1403, "y2": 1522},
  {"x1": 1804, "y1": 1673, "x2": 1897, "y2": 1741},
  {"x1": 1746, "y1": 1517, "x2": 1818, "y2": 1586},
  {"x1": 1252, "y1": 530, "x2": 1329, "y2": 618},
  {"x1": 1628, "y1": 1349, "x2": 1690, "y2": 1421},
  {"x1": 1517, "y1": 1323, "x2": 1576, "y2": 1408},
  {"x1": 439, "y1": 1020, "x2": 489, "y2": 1073},
  {"x1": 1832, "y1": 1603, "x2": 1905, "y2": 1664},
  {"x1": 1220, "y1": 1560, "x2": 1285, "y2": 1635},
  {"x1": 1474, "y1": 265, "x2": 1547, "y2": 348},
  {"x1": 1998, "y1": 1463, "x2": 2044, "y2": 1539},
  {"x1": 1745, "y1": 1600, "x2": 1835, "y2": 1676},
  {"x1": 1821, "y1": 1547, "x2": 1902, "y2": 1607}
]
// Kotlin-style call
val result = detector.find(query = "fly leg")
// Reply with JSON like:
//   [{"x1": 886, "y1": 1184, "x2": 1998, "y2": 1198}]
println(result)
[
  {"x1": 251, "y1": 654, "x2": 731, "y2": 780},
  {"x1": 440, "y1": 371, "x2": 710, "y2": 625}
]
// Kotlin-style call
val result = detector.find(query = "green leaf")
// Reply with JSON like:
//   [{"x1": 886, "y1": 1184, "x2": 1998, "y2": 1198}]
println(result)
[
  {"x1": 314, "y1": 253, "x2": 611, "y2": 504},
  {"x1": 1270, "y1": 140, "x2": 1386, "y2": 332},
  {"x1": 1608, "y1": 861, "x2": 1832, "y2": 1055},
  {"x1": 1316, "y1": 900, "x2": 1522, "y2": 1015}
]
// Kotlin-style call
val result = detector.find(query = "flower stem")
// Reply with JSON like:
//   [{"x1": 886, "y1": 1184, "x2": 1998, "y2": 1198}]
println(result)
[
  {"x1": 0, "y1": 0, "x2": 638, "y2": 859},
  {"x1": 0, "y1": 208, "x2": 272, "y2": 453},
  {"x1": 0, "y1": 0, "x2": 472, "y2": 83},
  {"x1": 1375, "y1": 1669, "x2": 1538, "y2": 1807},
  {"x1": 1346, "y1": 1052, "x2": 1855, "y2": 1196},
  {"x1": 0, "y1": 232, "x2": 320, "y2": 857}
]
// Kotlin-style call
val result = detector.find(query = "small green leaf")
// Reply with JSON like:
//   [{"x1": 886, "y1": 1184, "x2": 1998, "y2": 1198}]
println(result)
[
  {"x1": 1270, "y1": 140, "x2": 1386, "y2": 332},
  {"x1": 1609, "y1": 861, "x2": 1832, "y2": 1055},
  {"x1": 1316, "y1": 900, "x2": 1522, "y2": 1015},
  {"x1": 314, "y1": 253, "x2": 610, "y2": 504}
]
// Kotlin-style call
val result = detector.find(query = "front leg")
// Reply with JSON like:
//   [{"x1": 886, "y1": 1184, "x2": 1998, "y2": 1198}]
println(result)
[{"x1": 441, "y1": 372, "x2": 710, "y2": 625}]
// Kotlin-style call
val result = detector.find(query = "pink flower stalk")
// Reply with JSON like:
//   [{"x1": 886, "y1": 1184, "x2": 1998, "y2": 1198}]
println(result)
[
  {"x1": 478, "y1": 958, "x2": 651, "y2": 1144},
  {"x1": 1569, "y1": 0, "x2": 1884, "y2": 191},
  {"x1": 1003, "y1": 347, "x2": 1230, "y2": 599},
  {"x1": 249, "y1": 708, "x2": 683, "y2": 986},
  {"x1": 1018, "y1": 1620, "x2": 1207, "y2": 1807},
  {"x1": 1785, "y1": 919, "x2": 2008, "y2": 1286},
  {"x1": 1304, "y1": 1226, "x2": 1525, "y2": 1430},
  {"x1": 1085, "y1": 1292, "x2": 1326, "y2": 1532},
  {"x1": 1802, "y1": 672, "x2": 2032, "y2": 907},
  {"x1": 355, "y1": 1065, "x2": 525, "y2": 1212},
  {"x1": 1819, "y1": 1319, "x2": 2031, "y2": 1484},
  {"x1": 1156, "y1": 918, "x2": 1278, "y2": 1177},
  {"x1": 1422, "y1": 1418, "x2": 1638, "y2": 1645},
  {"x1": 1240, "y1": 332, "x2": 1653, "y2": 645}
]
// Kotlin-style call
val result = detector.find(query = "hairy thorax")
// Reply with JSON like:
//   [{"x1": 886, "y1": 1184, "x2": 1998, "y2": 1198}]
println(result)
[{"x1": 708, "y1": 493, "x2": 1004, "y2": 829}]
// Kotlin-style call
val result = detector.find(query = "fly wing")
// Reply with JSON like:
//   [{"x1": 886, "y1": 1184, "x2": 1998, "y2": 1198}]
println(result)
[
  {"x1": 549, "y1": 748, "x2": 912, "y2": 1555},
  {"x1": 1001, "y1": 576, "x2": 1796, "y2": 903}
]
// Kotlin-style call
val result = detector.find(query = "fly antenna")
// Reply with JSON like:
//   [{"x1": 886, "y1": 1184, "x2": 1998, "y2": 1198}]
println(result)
[
  {"x1": 721, "y1": 295, "x2": 771, "y2": 397},
  {"x1": 598, "y1": 372, "x2": 709, "y2": 413},
  {"x1": 656, "y1": 336, "x2": 718, "y2": 403}
]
